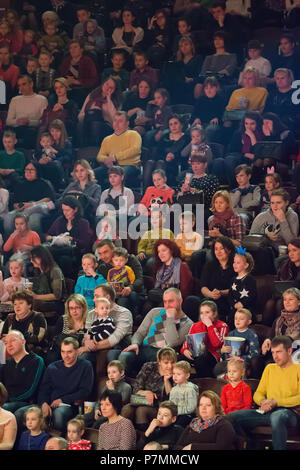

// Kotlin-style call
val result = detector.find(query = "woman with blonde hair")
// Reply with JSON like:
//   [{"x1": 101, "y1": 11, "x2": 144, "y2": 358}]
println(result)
[
  {"x1": 208, "y1": 190, "x2": 247, "y2": 245},
  {"x1": 173, "y1": 36, "x2": 202, "y2": 104},
  {"x1": 175, "y1": 390, "x2": 235, "y2": 450},
  {"x1": 46, "y1": 293, "x2": 88, "y2": 365},
  {"x1": 58, "y1": 159, "x2": 101, "y2": 219}
]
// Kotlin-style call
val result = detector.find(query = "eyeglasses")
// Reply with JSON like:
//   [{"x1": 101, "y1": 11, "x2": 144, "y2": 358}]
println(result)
[
  {"x1": 25, "y1": 168, "x2": 36, "y2": 173},
  {"x1": 69, "y1": 306, "x2": 82, "y2": 311}
]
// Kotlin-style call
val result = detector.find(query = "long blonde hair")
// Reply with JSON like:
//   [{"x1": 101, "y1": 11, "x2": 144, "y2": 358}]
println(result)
[
  {"x1": 71, "y1": 159, "x2": 96, "y2": 183},
  {"x1": 177, "y1": 36, "x2": 195, "y2": 61}
]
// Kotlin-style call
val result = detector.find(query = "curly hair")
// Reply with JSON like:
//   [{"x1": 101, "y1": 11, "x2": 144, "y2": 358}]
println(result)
[{"x1": 153, "y1": 239, "x2": 182, "y2": 272}]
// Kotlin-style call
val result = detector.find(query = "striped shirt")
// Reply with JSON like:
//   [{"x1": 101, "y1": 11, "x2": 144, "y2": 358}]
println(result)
[{"x1": 89, "y1": 316, "x2": 115, "y2": 342}]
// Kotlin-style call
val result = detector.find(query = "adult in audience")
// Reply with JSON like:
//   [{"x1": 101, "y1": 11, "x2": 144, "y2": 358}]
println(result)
[
  {"x1": 3, "y1": 160, "x2": 57, "y2": 236},
  {"x1": 96, "y1": 240, "x2": 144, "y2": 318},
  {"x1": 46, "y1": 293, "x2": 89, "y2": 365},
  {"x1": 228, "y1": 335, "x2": 300, "y2": 450},
  {"x1": 175, "y1": 390, "x2": 236, "y2": 450},
  {"x1": 273, "y1": 33, "x2": 300, "y2": 80},
  {"x1": 45, "y1": 436, "x2": 69, "y2": 450},
  {"x1": 122, "y1": 77, "x2": 153, "y2": 130},
  {"x1": 0, "y1": 383, "x2": 17, "y2": 451},
  {"x1": 1, "y1": 289, "x2": 47, "y2": 355},
  {"x1": 94, "y1": 111, "x2": 141, "y2": 189},
  {"x1": 0, "y1": 44, "x2": 20, "y2": 98},
  {"x1": 58, "y1": 39, "x2": 99, "y2": 107},
  {"x1": 30, "y1": 244, "x2": 66, "y2": 316},
  {"x1": 111, "y1": 6, "x2": 144, "y2": 55},
  {"x1": 200, "y1": 31, "x2": 237, "y2": 83},
  {"x1": 0, "y1": 331, "x2": 44, "y2": 426},
  {"x1": 121, "y1": 347, "x2": 177, "y2": 430},
  {"x1": 97, "y1": 390, "x2": 136, "y2": 450},
  {"x1": 38, "y1": 337, "x2": 94, "y2": 433},
  {"x1": 6, "y1": 74, "x2": 48, "y2": 148},
  {"x1": 118, "y1": 288, "x2": 193, "y2": 377},
  {"x1": 77, "y1": 77, "x2": 122, "y2": 147}
]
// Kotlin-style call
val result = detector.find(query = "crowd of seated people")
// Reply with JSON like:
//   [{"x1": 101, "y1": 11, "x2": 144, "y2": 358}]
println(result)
[{"x1": 0, "y1": 0, "x2": 300, "y2": 452}]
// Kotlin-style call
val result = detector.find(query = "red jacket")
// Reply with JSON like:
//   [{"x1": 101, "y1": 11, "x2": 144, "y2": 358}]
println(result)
[
  {"x1": 180, "y1": 319, "x2": 229, "y2": 361},
  {"x1": 58, "y1": 55, "x2": 99, "y2": 89},
  {"x1": 221, "y1": 381, "x2": 252, "y2": 414},
  {"x1": 179, "y1": 261, "x2": 194, "y2": 299},
  {"x1": 0, "y1": 63, "x2": 20, "y2": 89}
]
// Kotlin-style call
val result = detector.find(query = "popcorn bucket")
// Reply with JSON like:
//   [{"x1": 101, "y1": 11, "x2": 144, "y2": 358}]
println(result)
[
  {"x1": 84, "y1": 401, "x2": 95, "y2": 414},
  {"x1": 224, "y1": 337, "x2": 246, "y2": 356}
]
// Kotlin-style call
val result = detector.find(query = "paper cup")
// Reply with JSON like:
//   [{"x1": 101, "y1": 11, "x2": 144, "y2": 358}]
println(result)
[
  {"x1": 84, "y1": 401, "x2": 95, "y2": 414},
  {"x1": 224, "y1": 337, "x2": 246, "y2": 356},
  {"x1": 278, "y1": 245, "x2": 288, "y2": 256}
]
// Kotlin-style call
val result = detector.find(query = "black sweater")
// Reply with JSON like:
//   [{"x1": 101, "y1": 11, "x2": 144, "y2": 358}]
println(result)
[{"x1": 175, "y1": 417, "x2": 236, "y2": 450}]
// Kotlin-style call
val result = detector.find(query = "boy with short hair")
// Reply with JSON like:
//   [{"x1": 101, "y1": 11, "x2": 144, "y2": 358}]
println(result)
[
  {"x1": 138, "y1": 401, "x2": 183, "y2": 450},
  {"x1": 75, "y1": 253, "x2": 106, "y2": 309},
  {"x1": 102, "y1": 50, "x2": 129, "y2": 91},
  {"x1": 230, "y1": 164, "x2": 261, "y2": 213},
  {"x1": 26, "y1": 56, "x2": 38, "y2": 77},
  {"x1": 84, "y1": 360, "x2": 132, "y2": 429},
  {"x1": 34, "y1": 51, "x2": 56, "y2": 97},
  {"x1": 137, "y1": 209, "x2": 174, "y2": 261},
  {"x1": 38, "y1": 21, "x2": 66, "y2": 56},
  {"x1": 107, "y1": 247, "x2": 136, "y2": 296},
  {"x1": 129, "y1": 51, "x2": 159, "y2": 91},
  {"x1": 216, "y1": 307, "x2": 260, "y2": 377},
  {"x1": 88, "y1": 297, "x2": 116, "y2": 342},
  {"x1": 169, "y1": 361, "x2": 199, "y2": 427},
  {"x1": 175, "y1": 211, "x2": 203, "y2": 261},
  {"x1": 0, "y1": 130, "x2": 25, "y2": 188},
  {"x1": 239, "y1": 39, "x2": 272, "y2": 86},
  {"x1": 73, "y1": 5, "x2": 92, "y2": 40}
]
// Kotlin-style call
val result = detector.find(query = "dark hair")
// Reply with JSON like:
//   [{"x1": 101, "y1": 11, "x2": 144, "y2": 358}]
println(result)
[
  {"x1": 234, "y1": 164, "x2": 252, "y2": 176},
  {"x1": 11, "y1": 289, "x2": 34, "y2": 308},
  {"x1": 31, "y1": 245, "x2": 57, "y2": 273},
  {"x1": 211, "y1": 236, "x2": 235, "y2": 267},
  {"x1": 18, "y1": 74, "x2": 33, "y2": 84},
  {"x1": 153, "y1": 239, "x2": 182, "y2": 272},
  {"x1": 280, "y1": 33, "x2": 296, "y2": 46},
  {"x1": 211, "y1": 1, "x2": 226, "y2": 9},
  {"x1": 154, "y1": 87, "x2": 169, "y2": 104},
  {"x1": 100, "y1": 390, "x2": 123, "y2": 415},
  {"x1": 112, "y1": 247, "x2": 129, "y2": 259},
  {"x1": 271, "y1": 188, "x2": 290, "y2": 203},
  {"x1": 95, "y1": 283, "x2": 116, "y2": 302},
  {"x1": 240, "y1": 111, "x2": 262, "y2": 133},
  {"x1": 89, "y1": 77, "x2": 123, "y2": 110},
  {"x1": 137, "y1": 76, "x2": 153, "y2": 95},
  {"x1": 271, "y1": 335, "x2": 292, "y2": 351},
  {"x1": 248, "y1": 39, "x2": 262, "y2": 50},
  {"x1": 288, "y1": 238, "x2": 300, "y2": 250},
  {"x1": 0, "y1": 382, "x2": 8, "y2": 406},
  {"x1": 96, "y1": 239, "x2": 115, "y2": 250},
  {"x1": 61, "y1": 195, "x2": 83, "y2": 218},
  {"x1": 169, "y1": 113, "x2": 183, "y2": 126},
  {"x1": 159, "y1": 400, "x2": 178, "y2": 417},
  {"x1": 25, "y1": 160, "x2": 40, "y2": 179},
  {"x1": 213, "y1": 30, "x2": 230, "y2": 49},
  {"x1": 108, "y1": 165, "x2": 125, "y2": 177},
  {"x1": 262, "y1": 112, "x2": 287, "y2": 136},
  {"x1": 76, "y1": 4, "x2": 91, "y2": 12}
]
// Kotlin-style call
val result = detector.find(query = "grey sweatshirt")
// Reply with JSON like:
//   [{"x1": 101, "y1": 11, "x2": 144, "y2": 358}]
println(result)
[
  {"x1": 250, "y1": 206, "x2": 299, "y2": 248},
  {"x1": 230, "y1": 185, "x2": 261, "y2": 212}
]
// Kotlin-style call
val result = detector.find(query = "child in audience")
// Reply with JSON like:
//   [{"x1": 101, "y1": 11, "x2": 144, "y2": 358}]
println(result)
[
  {"x1": 172, "y1": 18, "x2": 193, "y2": 55},
  {"x1": 220, "y1": 358, "x2": 253, "y2": 414},
  {"x1": 36, "y1": 131, "x2": 64, "y2": 190},
  {"x1": 18, "y1": 406, "x2": 50, "y2": 450},
  {"x1": 140, "y1": 88, "x2": 172, "y2": 141},
  {"x1": 175, "y1": 211, "x2": 203, "y2": 261},
  {"x1": 180, "y1": 126, "x2": 213, "y2": 169},
  {"x1": 0, "y1": 257, "x2": 29, "y2": 303},
  {"x1": 129, "y1": 51, "x2": 159, "y2": 91},
  {"x1": 75, "y1": 253, "x2": 106, "y2": 309},
  {"x1": 38, "y1": 20, "x2": 66, "y2": 57},
  {"x1": 107, "y1": 247, "x2": 135, "y2": 296},
  {"x1": 102, "y1": 49, "x2": 129, "y2": 91},
  {"x1": 0, "y1": 129, "x2": 25, "y2": 188},
  {"x1": 228, "y1": 249, "x2": 257, "y2": 326},
  {"x1": 238, "y1": 40, "x2": 272, "y2": 86},
  {"x1": 215, "y1": 308, "x2": 260, "y2": 377},
  {"x1": 138, "y1": 169, "x2": 174, "y2": 216},
  {"x1": 73, "y1": 5, "x2": 91, "y2": 39},
  {"x1": 259, "y1": 171, "x2": 282, "y2": 212},
  {"x1": 84, "y1": 360, "x2": 132, "y2": 429},
  {"x1": 88, "y1": 297, "x2": 116, "y2": 342},
  {"x1": 0, "y1": 20, "x2": 11, "y2": 50},
  {"x1": 82, "y1": 19, "x2": 106, "y2": 57},
  {"x1": 19, "y1": 29, "x2": 38, "y2": 62},
  {"x1": 3, "y1": 212, "x2": 40, "y2": 256},
  {"x1": 26, "y1": 56, "x2": 38, "y2": 77},
  {"x1": 48, "y1": 119, "x2": 73, "y2": 166},
  {"x1": 34, "y1": 51, "x2": 56, "y2": 98},
  {"x1": 67, "y1": 415, "x2": 91, "y2": 450},
  {"x1": 169, "y1": 361, "x2": 199, "y2": 427},
  {"x1": 230, "y1": 164, "x2": 261, "y2": 214},
  {"x1": 138, "y1": 401, "x2": 183, "y2": 450},
  {"x1": 0, "y1": 175, "x2": 8, "y2": 218},
  {"x1": 137, "y1": 209, "x2": 174, "y2": 267},
  {"x1": 180, "y1": 300, "x2": 229, "y2": 377}
]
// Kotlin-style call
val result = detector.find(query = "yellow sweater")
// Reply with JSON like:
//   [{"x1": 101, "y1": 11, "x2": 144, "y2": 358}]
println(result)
[
  {"x1": 138, "y1": 228, "x2": 174, "y2": 255},
  {"x1": 96, "y1": 130, "x2": 141, "y2": 166},
  {"x1": 254, "y1": 363, "x2": 300, "y2": 408},
  {"x1": 226, "y1": 87, "x2": 268, "y2": 113}
]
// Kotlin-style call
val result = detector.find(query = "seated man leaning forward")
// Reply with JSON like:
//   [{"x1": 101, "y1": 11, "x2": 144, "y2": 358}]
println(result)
[
  {"x1": 94, "y1": 111, "x2": 141, "y2": 188},
  {"x1": 227, "y1": 335, "x2": 300, "y2": 450},
  {"x1": 118, "y1": 287, "x2": 193, "y2": 378}
]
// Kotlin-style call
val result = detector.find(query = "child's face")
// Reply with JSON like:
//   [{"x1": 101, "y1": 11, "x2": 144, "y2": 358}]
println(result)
[
  {"x1": 26, "y1": 412, "x2": 40, "y2": 433},
  {"x1": 112, "y1": 255, "x2": 127, "y2": 270},
  {"x1": 109, "y1": 172, "x2": 123, "y2": 188},
  {"x1": 82, "y1": 257, "x2": 96, "y2": 275},
  {"x1": 45, "y1": 23, "x2": 56, "y2": 36},
  {"x1": 95, "y1": 300, "x2": 110, "y2": 318},
  {"x1": 283, "y1": 293, "x2": 300, "y2": 312},
  {"x1": 10, "y1": 261, "x2": 23, "y2": 278},
  {"x1": 134, "y1": 54, "x2": 148, "y2": 70},
  {"x1": 233, "y1": 254, "x2": 249, "y2": 274},
  {"x1": 191, "y1": 130, "x2": 202, "y2": 145},
  {"x1": 24, "y1": 31, "x2": 34, "y2": 44},
  {"x1": 154, "y1": 92, "x2": 166, "y2": 108},
  {"x1": 40, "y1": 135, "x2": 53, "y2": 148},
  {"x1": 111, "y1": 53, "x2": 125, "y2": 70},
  {"x1": 38, "y1": 53, "x2": 52, "y2": 68},
  {"x1": 0, "y1": 22, "x2": 9, "y2": 36},
  {"x1": 27, "y1": 60, "x2": 37, "y2": 75},
  {"x1": 236, "y1": 170, "x2": 250, "y2": 188},
  {"x1": 67, "y1": 423, "x2": 82, "y2": 443},
  {"x1": 77, "y1": 9, "x2": 90, "y2": 23},
  {"x1": 178, "y1": 20, "x2": 190, "y2": 35},
  {"x1": 107, "y1": 365, "x2": 123, "y2": 382},
  {"x1": 227, "y1": 363, "x2": 243, "y2": 383},
  {"x1": 200, "y1": 305, "x2": 216, "y2": 322},
  {"x1": 248, "y1": 48, "x2": 261, "y2": 60},
  {"x1": 15, "y1": 217, "x2": 27, "y2": 233},
  {"x1": 234, "y1": 311, "x2": 251, "y2": 331},
  {"x1": 150, "y1": 211, "x2": 163, "y2": 229},
  {"x1": 3, "y1": 136, "x2": 16, "y2": 152},
  {"x1": 191, "y1": 160, "x2": 206, "y2": 175},
  {"x1": 265, "y1": 175, "x2": 276, "y2": 192},
  {"x1": 244, "y1": 118, "x2": 257, "y2": 132},
  {"x1": 180, "y1": 216, "x2": 194, "y2": 233},
  {"x1": 204, "y1": 83, "x2": 217, "y2": 98},
  {"x1": 156, "y1": 407, "x2": 175, "y2": 427},
  {"x1": 86, "y1": 21, "x2": 95, "y2": 34},
  {"x1": 172, "y1": 367, "x2": 189, "y2": 385},
  {"x1": 152, "y1": 172, "x2": 166, "y2": 189}
]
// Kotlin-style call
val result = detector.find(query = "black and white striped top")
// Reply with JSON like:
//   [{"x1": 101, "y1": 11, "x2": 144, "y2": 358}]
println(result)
[{"x1": 89, "y1": 316, "x2": 116, "y2": 342}]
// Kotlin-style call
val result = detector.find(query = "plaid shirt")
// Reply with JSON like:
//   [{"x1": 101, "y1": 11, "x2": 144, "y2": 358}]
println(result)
[{"x1": 225, "y1": 213, "x2": 247, "y2": 241}]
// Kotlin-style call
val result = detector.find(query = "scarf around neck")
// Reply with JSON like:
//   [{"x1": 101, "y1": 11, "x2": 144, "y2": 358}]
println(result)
[
  {"x1": 210, "y1": 209, "x2": 235, "y2": 228},
  {"x1": 190, "y1": 416, "x2": 222, "y2": 434},
  {"x1": 155, "y1": 257, "x2": 182, "y2": 289},
  {"x1": 275, "y1": 309, "x2": 300, "y2": 340}
]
